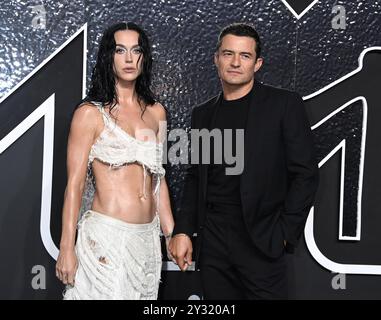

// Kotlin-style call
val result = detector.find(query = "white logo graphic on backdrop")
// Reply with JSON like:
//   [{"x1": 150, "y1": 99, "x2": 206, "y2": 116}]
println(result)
[
  {"x1": 304, "y1": 47, "x2": 381, "y2": 275},
  {"x1": 0, "y1": 95, "x2": 57, "y2": 258},
  {"x1": 0, "y1": 24, "x2": 88, "y2": 261},
  {"x1": 281, "y1": 0, "x2": 319, "y2": 19}
]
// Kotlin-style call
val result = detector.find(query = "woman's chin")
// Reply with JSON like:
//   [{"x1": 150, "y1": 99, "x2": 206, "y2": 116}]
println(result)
[{"x1": 116, "y1": 75, "x2": 139, "y2": 83}]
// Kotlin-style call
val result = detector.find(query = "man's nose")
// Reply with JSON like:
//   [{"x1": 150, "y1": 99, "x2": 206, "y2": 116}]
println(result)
[{"x1": 231, "y1": 54, "x2": 240, "y2": 67}]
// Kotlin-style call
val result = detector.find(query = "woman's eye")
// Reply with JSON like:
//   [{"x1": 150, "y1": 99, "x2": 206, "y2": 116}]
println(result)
[
  {"x1": 132, "y1": 48, "x2": 142, "y2": 54},
  {"x1": 115, "y1": 48, "x2": 125, "y2": 54}
]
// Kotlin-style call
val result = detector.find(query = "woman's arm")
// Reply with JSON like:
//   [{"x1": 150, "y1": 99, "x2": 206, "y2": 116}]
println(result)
[
  {"x1": 56, "y1": 104, "x2": 100, "y2": 285},
  {"x1": 158, "y1": 177, "x2": 174, "y2": 237},
  {"x1": 153, "y1": 103, "x2": 175, "y2": 252}
]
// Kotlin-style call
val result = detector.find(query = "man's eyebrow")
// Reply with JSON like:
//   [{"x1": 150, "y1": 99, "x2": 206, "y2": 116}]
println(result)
[
  {"x1": 221, "y1": 49, "x2": 234, "y2": 53},
  {"x1": 221, "y1": 49, "x2": 253, "y2": 56}
]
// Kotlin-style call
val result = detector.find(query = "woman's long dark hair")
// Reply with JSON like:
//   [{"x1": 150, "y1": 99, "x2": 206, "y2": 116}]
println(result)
[{"x1": 81, "y1": 22, "x2": 156, "y2": 117}]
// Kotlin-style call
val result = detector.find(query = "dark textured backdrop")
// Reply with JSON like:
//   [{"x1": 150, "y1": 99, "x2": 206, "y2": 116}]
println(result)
[{"x1": 1, "y1": 0, "x2": 381, "y2": 299}]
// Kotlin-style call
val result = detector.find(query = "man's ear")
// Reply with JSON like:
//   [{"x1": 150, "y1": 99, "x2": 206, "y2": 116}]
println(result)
[
  {"x1": 214, "y1": 52, "x2": 219, "y2": 67},
  {"x1": 254, "y1": 57, "x2": 263, "y2": 73}
]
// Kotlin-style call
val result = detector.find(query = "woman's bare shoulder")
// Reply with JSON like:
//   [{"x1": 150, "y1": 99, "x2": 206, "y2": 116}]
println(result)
[
  {"x1": 150, "y1": 101, "x2": 167, "y2": 120},
  {"x1": 71, "y1": 103, "x2": 102, "y2": 130}
]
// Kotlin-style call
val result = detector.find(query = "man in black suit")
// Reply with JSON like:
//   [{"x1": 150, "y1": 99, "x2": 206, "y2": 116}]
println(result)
[{"x1": 169, "y1": 23, "x2": 319, "y2": 299}]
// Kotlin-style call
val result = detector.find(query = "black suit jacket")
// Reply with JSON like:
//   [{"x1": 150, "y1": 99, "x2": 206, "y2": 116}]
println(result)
[{"x1": 173, "y1": 81, "x2": 319, "y2": 261}]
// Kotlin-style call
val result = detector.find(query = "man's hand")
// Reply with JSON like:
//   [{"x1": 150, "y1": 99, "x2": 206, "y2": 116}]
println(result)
[{"x1": 169, "y1": 234, "x2": 193, "y2": 271}]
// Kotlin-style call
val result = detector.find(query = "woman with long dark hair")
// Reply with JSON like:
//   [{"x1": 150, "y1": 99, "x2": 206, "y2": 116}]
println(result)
[{"x1": 55, "y1": 22, "x2": 174, "y2": 300}]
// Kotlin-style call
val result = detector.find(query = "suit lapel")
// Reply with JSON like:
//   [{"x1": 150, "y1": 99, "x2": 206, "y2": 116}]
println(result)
[
  {"x1": 201, "y1": 93, "x2": 222, "y2": 199},
  {"x1": 208, "y1": 93, "x2": 223, "y2": 130},
  {"x1": 242, "y1": 81, "x2": 267, "y2": 180}
]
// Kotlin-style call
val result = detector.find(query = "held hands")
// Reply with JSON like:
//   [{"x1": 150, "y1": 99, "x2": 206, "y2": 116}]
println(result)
[
  {"x1": 168, "y1": 234, "x2": 193, "y2": 271},
  {"x1": 56, "y1": 248, "x2": 78, "y2": 286}
]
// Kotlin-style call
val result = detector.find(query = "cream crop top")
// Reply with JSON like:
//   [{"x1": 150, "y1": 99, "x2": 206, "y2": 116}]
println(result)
[{"x1": 88, "y1": 102, "x2": 165, "y2": 200}]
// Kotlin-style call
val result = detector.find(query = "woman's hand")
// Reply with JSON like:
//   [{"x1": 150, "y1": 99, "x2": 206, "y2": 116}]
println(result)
[{"x1": 56, "y1": 248, "x2": 78, "y2": 286}]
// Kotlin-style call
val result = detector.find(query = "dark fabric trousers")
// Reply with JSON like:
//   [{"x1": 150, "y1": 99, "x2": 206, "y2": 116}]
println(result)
[{"x1": 199, "y1": 202, "x2": 288, "y2": 300}]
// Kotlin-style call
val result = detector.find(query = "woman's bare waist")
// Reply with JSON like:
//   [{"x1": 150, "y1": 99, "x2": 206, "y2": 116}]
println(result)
[{"x1": 91, "y1": 191, "x2": 156, "y2": 224}]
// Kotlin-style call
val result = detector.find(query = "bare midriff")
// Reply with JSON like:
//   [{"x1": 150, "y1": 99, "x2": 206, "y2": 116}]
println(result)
[{"x1": 91, "y1": 160, "x2": 156, "y2": 224}]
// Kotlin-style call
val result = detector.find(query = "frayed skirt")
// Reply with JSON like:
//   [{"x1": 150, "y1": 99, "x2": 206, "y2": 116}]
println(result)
[{"x1": 63, "y1": 210, "x2": 162, "y2": 300}]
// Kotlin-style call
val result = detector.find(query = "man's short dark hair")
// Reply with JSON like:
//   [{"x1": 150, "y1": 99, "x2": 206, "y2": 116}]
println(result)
[{"x1": 216, "y1": 23, "x2": 261, "y2": 59}]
